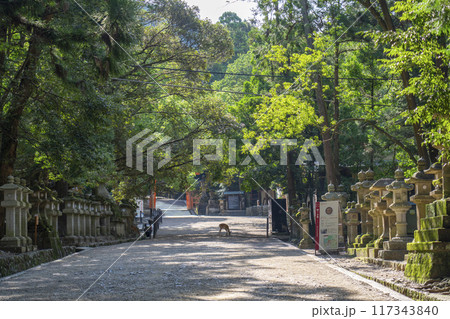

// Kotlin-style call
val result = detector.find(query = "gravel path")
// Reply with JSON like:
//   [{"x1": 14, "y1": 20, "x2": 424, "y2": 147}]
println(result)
[{"x1": 0, "y1": 215, "x2": 406, "y2": 301}]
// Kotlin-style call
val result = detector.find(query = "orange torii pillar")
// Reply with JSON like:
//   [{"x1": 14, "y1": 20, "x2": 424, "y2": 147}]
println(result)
[
  {"x1": 149, "y1": 192, "x2": 157, "y2": 213},
  {"x1": 186, "y1": 192, "x2": 193, "y2": 210}
]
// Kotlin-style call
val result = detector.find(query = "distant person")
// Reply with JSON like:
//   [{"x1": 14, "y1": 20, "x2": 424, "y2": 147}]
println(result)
[
  {"x1": 156, "y1": 208, "x2": 163, "y2": 224},
  {"x1": 153, "y1": 211, "x2": 162, "y2": 239},
  {"x1": 145, "y1": 219, "x2": 153, "y2": 238}
]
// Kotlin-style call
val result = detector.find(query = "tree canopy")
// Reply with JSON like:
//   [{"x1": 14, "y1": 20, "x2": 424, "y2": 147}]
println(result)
[{"x1": 0, "y1": 0, "x2": 448, "y2": 205}]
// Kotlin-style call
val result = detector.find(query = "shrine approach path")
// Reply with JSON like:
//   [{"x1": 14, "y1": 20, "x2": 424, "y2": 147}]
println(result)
[{"x1": 0, "y1": 210, "x2": 409, "y2": 300}]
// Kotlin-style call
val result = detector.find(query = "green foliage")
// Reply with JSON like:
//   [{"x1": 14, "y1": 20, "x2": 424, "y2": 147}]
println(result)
[
  {"x1": 1, "y1": 0, "x2": 449, "y2": 206},
  {"x1": 370, "y1": 0, "x2": 450, "y2": 160}
]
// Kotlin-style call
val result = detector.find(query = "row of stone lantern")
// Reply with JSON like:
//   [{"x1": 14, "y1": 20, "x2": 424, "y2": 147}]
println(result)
[
  {"x1": 62, "y1": 191, "x2": 114, "y2": 246},
  {"x1": 0, "y1": 176, "x2": 142, "y2": 253},
  {"x1": 347, "y1": 158, "x2": 449, "y2": 264},
  {"x1": 295, "y1": 159, "x2": 449, "y2": 282},
  {"x1": 348, "y1": 167, "x2": 416, "y2": 260},
  {"x1": 30, "y1": 186, "x2": 63, "y2": 235}
]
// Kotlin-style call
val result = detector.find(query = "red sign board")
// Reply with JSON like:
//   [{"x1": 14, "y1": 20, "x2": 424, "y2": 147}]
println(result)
[{"x1": 315, "y1": 201, "x2": 320, "y2": 251}]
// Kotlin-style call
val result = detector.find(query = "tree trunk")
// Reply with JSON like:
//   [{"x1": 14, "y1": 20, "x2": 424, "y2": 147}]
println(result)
[
  {"x1": 333, "y1": 42, "x2": 341, "y2": 184},
  {"x1": 300, "y1": 0, "x2": 339, "y2": 186},
  {"x1": 0, "y1": 34, "x2": 41, "y2": 185},
  {"x1": 286, "y1": 150, "x2": 297, "y2": 235},
  {"x1": 286, "y1": 150, "x2": 297, "y2": 209}
]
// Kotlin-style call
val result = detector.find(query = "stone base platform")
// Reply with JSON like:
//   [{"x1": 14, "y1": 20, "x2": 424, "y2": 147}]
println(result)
[
  {"x1": 356, "y1": 256, "x2": 407, "y2": 271},
  {"x1": 378, "y1": 240, "x2": 409, "y2": 261},
  {"x1": 405, "y1": 251, "x2": 450, "y2": 283}
]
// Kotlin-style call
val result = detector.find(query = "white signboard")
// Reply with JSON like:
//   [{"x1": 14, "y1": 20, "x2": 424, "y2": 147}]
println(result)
[
  {"x1": 316, "y1": 201, "x2": 339, "y2": 252},
  {"x1": 227, "y1": 195, "x2": 240, "y2": 210}
]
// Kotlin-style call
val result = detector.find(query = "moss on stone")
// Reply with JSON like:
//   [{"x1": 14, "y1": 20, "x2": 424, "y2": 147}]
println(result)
[
  {"x1": 360, "y1": 234, "x2": 373, "y2": 245},
  {"x1": 426, "y1": 201, "x2": 436, "y2": 218},
  {"x1": 405, "y1": 251, "x2": 450, "y2": 283},
  {"x1": 421, "y1": 215, "x2": 450, "y2": 230},
  {"x1": 435, "y1": 199, "x2": 449, "y2": 217},
  {"x1": 374, "y1": 238, "x2": 384, "y2": 249},
  {"x1": 0, "y1": 247, "x2": 76, "y2": 278}
]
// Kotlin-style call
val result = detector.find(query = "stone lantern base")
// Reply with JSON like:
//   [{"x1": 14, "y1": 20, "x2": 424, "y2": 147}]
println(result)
[
  {"x1": 0, "y1": 237, "x2": 27, "y2": 253},
  {"x1": 405, "y1": 199, "x2": 450, "y2": 283},
  {"x1": 62, "y1": 235, "x2": 80, "y2": 246},
  {"x1": 379, "y1": 239, "x2": 411, "y2": 261},
  {"x1": 348, "y1": 233, "x2": 374, "y2": 257},
  {"x1": 299, "y1": 237, "x2": 314, "y2": 249}
]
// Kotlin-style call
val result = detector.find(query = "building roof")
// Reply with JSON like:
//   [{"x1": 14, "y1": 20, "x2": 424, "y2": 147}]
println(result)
[{"x1": 223, "y1": 191, "x2": 244, "y2": 195}]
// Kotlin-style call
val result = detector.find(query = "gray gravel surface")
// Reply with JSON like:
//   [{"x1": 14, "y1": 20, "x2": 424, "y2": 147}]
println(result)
[{"x1": 0, "y1": 215, "x2": 405, "y2": 301}]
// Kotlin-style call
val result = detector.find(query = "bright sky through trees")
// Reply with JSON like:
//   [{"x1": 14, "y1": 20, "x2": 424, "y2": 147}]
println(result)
[{"x1": 183, "y1": 0, "x2": 256, "y2": 21}]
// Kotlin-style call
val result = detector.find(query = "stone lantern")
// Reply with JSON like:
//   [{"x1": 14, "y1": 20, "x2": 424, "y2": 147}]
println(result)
[
  {"x1": 363, "y1": 169, "x2": 376, "y2": 235},
  {"x1": 321, "y1": 183, "x2": 344, "y2": 246},
  {"x1": 388, "y1": 169, "x2": 414, "y2": 241},
  {"x1": 425, "y1": 162, "x2": 443, "y2": 200},
  {"x1": 405, "y1": 161, "x2": 450, "y2": 282},
  {"x1": 336, "y1": 184, "x2": 349, "y2": 209},
  {"x1": 98, "y1": 200, "x2": 106, "y2": 238},
  {"x1": 443, "y1": 162, "x2": 450, "y2": 199},
  {"x1": 380, "y1": 168, "x2": 414, "y2": 261},
  {"x1": 104, "y1": 201, "x2": 113, "y2": 239},
  {"x1": 13, "y1": 177, "x2": 26, "y2": 247},
  {"x1": 20, "y1": 179, "x2": 33, "y2": 249},
  {"x1": 344, "y1": 202, "x2": 359, "y2": 246},
  {"x1": 0, "y1": 176, "x2": 25, "y2": 252},
  {"x1": 51, "y1": 190, "x2": 63, "y2": 232},
  {"x1": 73, "y1": 195, "x2": 84, "y2": 244},
  {"x1": 381, "y1": 191, "x2": 396, "y2": 240},
  {"x1": 91, "y1": 197, "x2": 101, "y2": 241},
  {"x1": 369, "y1": 178, "x2": 394, "y2": 242},
  {"x1": 351, "y1": 170, "x2": 374, "y2": 248},
  {"x1": 119, "y1": 200, "x2": 134, "y2": 236},
  {"x1": 86, "y1": 194, "x2": 93, "y2": 243},
  {"x1": 82, "y1": 194, "x2": 92, "y2": 243},
  {"x1": 62, "y1": 191, "x2": 80, "y2": 245},
  {"x1": 405, "y1": 158, "x2": 434, "y2": 230},
  {"x1": 30, "y1": 184, "x2": 44, "y2": 243},
  {"x1": 298, "y1": 203, "x2": 314, "y2": 249}
]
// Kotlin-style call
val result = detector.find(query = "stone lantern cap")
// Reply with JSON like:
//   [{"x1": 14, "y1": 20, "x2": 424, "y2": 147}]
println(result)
[
  {"x1": 298, "y1": 202, "x2": 309, "y2": 212},
  {"x1": 424, "y1": 162, "x2": 443, "y2": 176},
  {"x1": 321, "y1": 183, "x2": 340, "y2": 201},
  {"x1": 358, "y1": 170, "x2": 366, "y2": 181},
  {"x1": 369, "y1": 178, "x2": 394, "y2": 191},
  {"x1": 0, "y1": 176, "x2": 20, "y2": 191},
  {"x1": 365, "y1": 168, "x2": 375, "y2": 181},
  {"x1": 405, "y1": 158, "x2": 434, "y2": 183},
  {"x1": 358, "y1": 169, "x2": 376, "y2": 189},
  {"x1": 386, "y1": 178, "x2": 414, "y2": 192},
  {"x1": 298, "y1": 203, "x2": 310, "y2": 221},
  {"x1": 405, "y1": 172, "x2": 434, "y2": 184},
  {"x1": 20, "y1": 179, "x2": 28, "y2": 188},
  {"x1": 14, "y1": 177, "x2": 22, "y2": 188},
  {"x1": 327, "y1": 183, "x2": 335, "y2": 192},
  {"x1": 350, "y1": 183, "x2": 359, "y2": 192}
]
